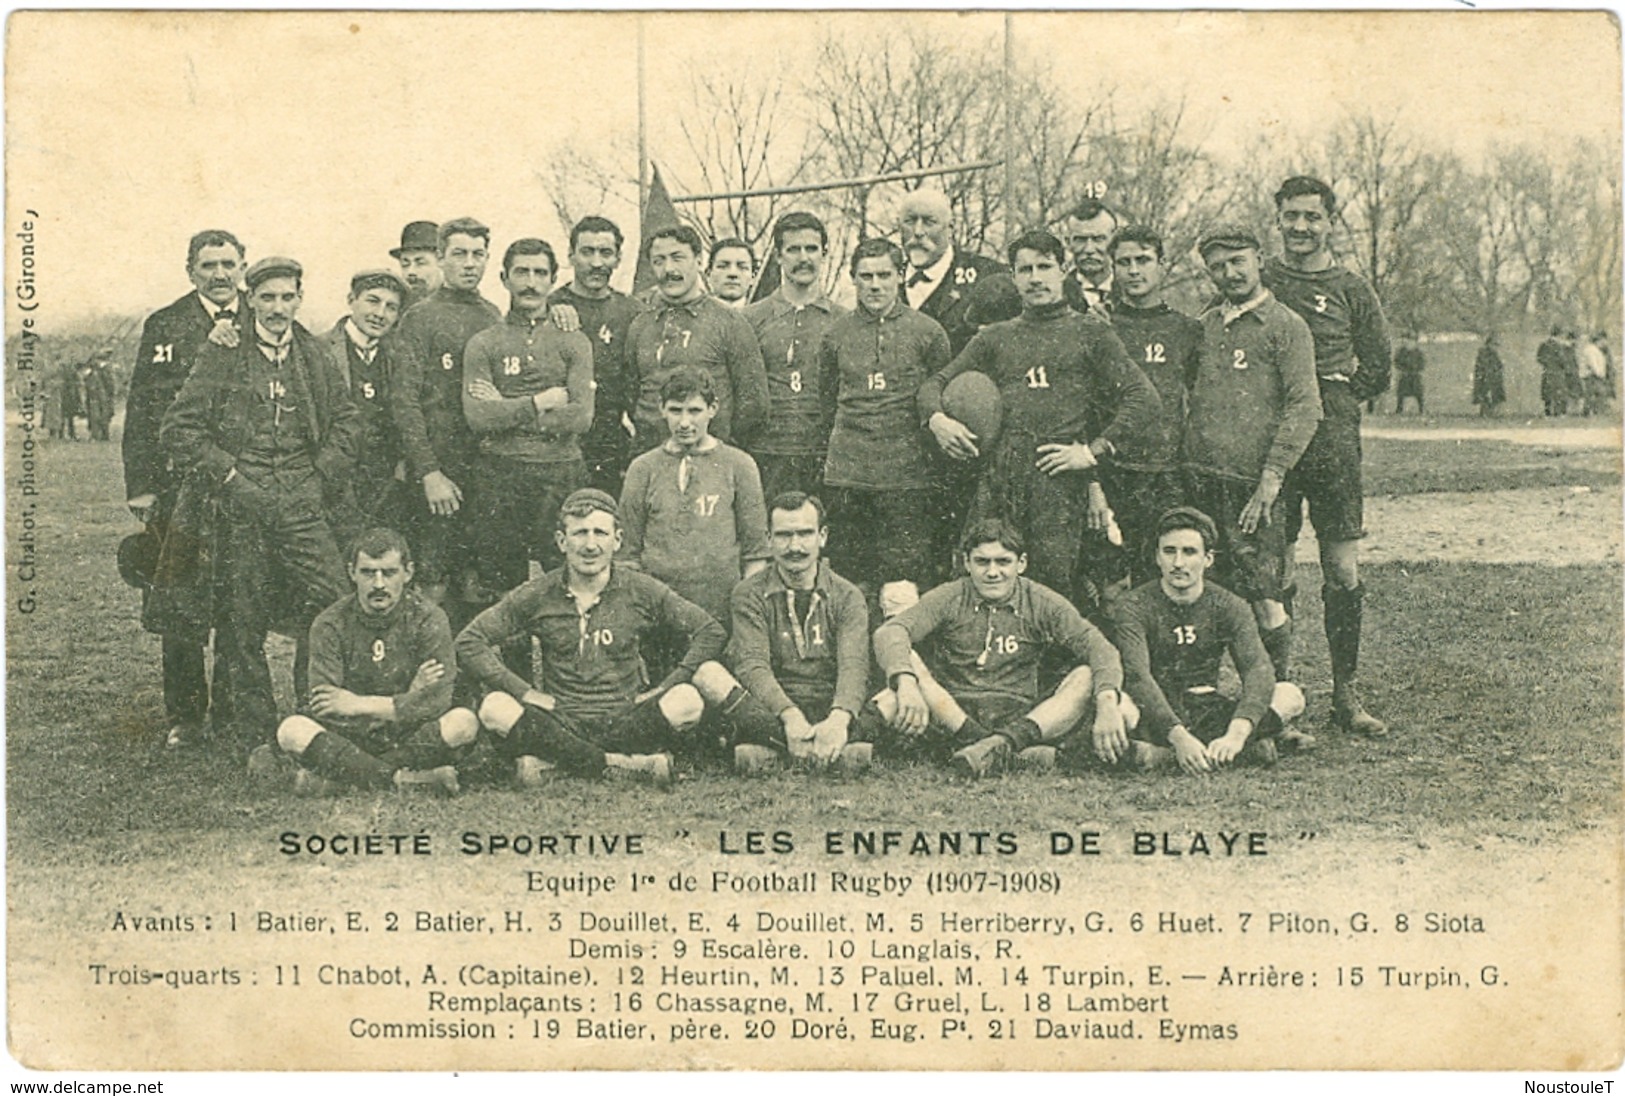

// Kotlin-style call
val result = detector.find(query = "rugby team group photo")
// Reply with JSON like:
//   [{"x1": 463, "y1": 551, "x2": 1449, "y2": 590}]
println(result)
[{"x1": 115, "y1": 174, "x2": 1399, "y2": 797}]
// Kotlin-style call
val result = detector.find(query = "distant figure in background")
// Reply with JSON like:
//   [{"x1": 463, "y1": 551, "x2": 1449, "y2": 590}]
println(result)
[
  {"x1": 1392, "y1": 333, "x2": 1426, "y2": 414},
  {"x1": 1578, "y1": 331, "x2": 1611, "y2": 417},
  {"x1": 1537, "y1": 326, "x2": 1570, "y2": 416},
  {"x1": 83, "y1": 354, "x2": 117, "y2": 440},
  {"x1": 57, "y1": 360, "x2": 83, "y2": 439},
  {"x1": 1472, "y1": 335, "x2": 1506, "y2": 418}
]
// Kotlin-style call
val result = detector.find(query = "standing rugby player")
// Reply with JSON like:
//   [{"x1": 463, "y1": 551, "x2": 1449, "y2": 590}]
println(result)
[
  {"x1": 551, "y1": 216, "x2": 641, "y2": 496},
  {"x1": 626, "y1": 225, "x2": 768, "y2": 450},
  {"x1": 820, "y1": 238, "x2": 952, "y2": 601},
  {"x1": 1105, "y1": 224, "x2": 1203, "y2": 585},
  {"x1": 1186, "y1": 225, "x2": 1321, "y2": 683},
  {"x1": 387, "y1": 217, "x2": 502, "y2": 629},
  {"x1": 742, "y1": 211, "x2": 847, "y2": 501},
  {"x1": 1262, "y1": 176, "x2": 1391, "y2": 735},
  {"x1": 707, "y1": 237, "x2": 757, "y2": 307},
  {"x1": 920, "y1": 229, "x2": 1157, "y2": 612},
  {"x1": 462, "y1": 238, "x2": 594, "y2": 596}
]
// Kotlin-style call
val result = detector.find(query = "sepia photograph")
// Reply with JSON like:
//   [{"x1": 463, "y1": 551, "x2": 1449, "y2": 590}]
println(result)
[{"x1": 4, "y1": 8, "x2": 1621, "y2": 1081}]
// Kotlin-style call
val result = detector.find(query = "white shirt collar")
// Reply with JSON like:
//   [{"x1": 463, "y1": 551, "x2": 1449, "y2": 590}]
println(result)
[
  {"x1": 198, "y1": 293, "x2": 236, "y2": 320},
  {"x1": 344, "y1": 317, "x2": 376, "y2": 352},
  {"x1": 906, "y1": 245, "x2": 956, "y2": 309}
]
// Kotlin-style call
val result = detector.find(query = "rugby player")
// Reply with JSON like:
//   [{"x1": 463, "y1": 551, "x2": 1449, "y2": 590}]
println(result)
[
  {"x1": 1105, "y1": 224, "x2": 1203, "y2": 586},
  {"x1": 124, "y1": 229, "x2": 248, "y2": 748},
  {"x1": 551, "y1": 216, "x2": 641, "y2": 497},
  {"x1": 920, "y1": 229, "x2": 1157, "y2": 613},
  {"x1": 725, "y1": 492, "x2": 877, "y2": 772},
  {"x1": 275, "y1": 527, "x2": 473, "y2": 795},
  {"x1": 819, "y1": 238, "x2": 952, "y2": 602},
  {"x1": 1186, "y1": 224, "x2": 1321, "y2": 688},
  {"x1": 625, "y1": 225, "x2": 768, "y2": 451},
  {"x1": 462, "y1": 238, "x2": 594, "y2": 596},
  {"x1": 1262, "y1": 177, "x2": 1391, "y2": 735},
  {"x1": 1111, "y1": 507, "x2": 1309, "y2": 775},
  {"x1": 387, "y1": 217, "x2": 502, "y2": 630},
  {"x1": 872, "y1": 518, "x2": 1129, "y2": 779},
  {"x1": 742, "y1": 211, "x2": 848, "y2": 501},
  {"x1": 708, "y1": 237, "x2": 757, "y2": 306},
  {"x1": 619, "y1": 366, "x2": 769, "y2": 626},
  {"x1": 459, "y1": 489, "x2": 735, "y2": 787}
]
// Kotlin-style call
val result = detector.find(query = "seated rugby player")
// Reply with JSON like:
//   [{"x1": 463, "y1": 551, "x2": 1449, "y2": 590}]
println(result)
[
  {"x1": 275, "y1": 528, "x2": 474, "y2": 795},
  {"x1": 459, "y1": 489, "x2": 740, "y2": 787},
  {"x1": 724, "y1": 491, "x2": 880, "y2": 773},
  {"x1": 871, "y1": 518, "x2": 1130, "y2": 779},
  {"x1": 1110, "y1": 507, "x2": 1308, "y2": 774}
]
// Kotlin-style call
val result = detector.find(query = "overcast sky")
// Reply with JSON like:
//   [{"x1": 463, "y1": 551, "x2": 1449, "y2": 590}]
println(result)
[{"x1": 6, "y1": 10, "x2": 1618, "y2": 333}]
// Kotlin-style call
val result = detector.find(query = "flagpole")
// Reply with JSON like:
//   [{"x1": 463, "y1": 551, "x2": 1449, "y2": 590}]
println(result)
[
  {"x1": 637, "y1": 14, "x2": 648, "y2": 216},
  {"x1": 1003, "y1": 12, "x2": 1015, "y2": 239}
]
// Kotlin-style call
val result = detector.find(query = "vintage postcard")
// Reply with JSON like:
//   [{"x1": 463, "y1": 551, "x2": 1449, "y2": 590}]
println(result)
[{"x1": 4, "y1": 9, "x2": 1621, "y2": 1083}]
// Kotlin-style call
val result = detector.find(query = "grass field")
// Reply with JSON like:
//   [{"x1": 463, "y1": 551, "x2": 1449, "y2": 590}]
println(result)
[{"x1": 6, "y1": 414, "x2": 1621, "y2": 867}]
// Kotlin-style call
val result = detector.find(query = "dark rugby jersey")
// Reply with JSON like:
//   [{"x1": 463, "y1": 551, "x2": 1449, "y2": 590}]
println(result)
[
  {"x1": 727, "y1": 561, "x2": 870, "y2": 718},
  {"x1": 457, "y1": 565, "x2": 725, "y2": 721},
  {"x1": 1108, "y1": 580, "x2": 1273, "y2": 745},
  {"x1": 550, "y1": 284, "x2": 641, "y2": 458},
  {"x1": 1261, "y1": 258, "x2": 1392, "y2": 403},
  {"x1": 742, "y1": 290, "x2": 847, "y2": 456},
  {"x1": 1109, "y1": 300, "x2": 1203, "y2": 472},
  {"x1": 625, "y1": 294, "x2": 768, "y2": 449},
  {"x1": 307, "y1": 589, "x2": 456, "y2": 730},
  {"x1": 819, "y1": 300, "x2": 950, "y2": 491},
  {"x1": 463, "y1": 310, "x2": 594, "y2": 464},
  {"x1": 387, "y1": 285, "x2": 502, "y2": 480},
  {"x1": 917, "y1": 301, "x2": 1157, "y2": 462},
  {"x1": 874, "y1": 576, "x2": 1122, "y2": 707}
]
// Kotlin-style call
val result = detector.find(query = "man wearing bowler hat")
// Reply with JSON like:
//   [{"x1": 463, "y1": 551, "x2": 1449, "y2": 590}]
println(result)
[
  {"x1": 161, "y1": 256, "x2": 360, "y2": 769},
  {"x1": 391, "y1": 220, "x2": 443, "y2": 308}
]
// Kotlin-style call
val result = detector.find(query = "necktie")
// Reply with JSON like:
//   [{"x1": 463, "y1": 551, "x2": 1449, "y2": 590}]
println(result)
[
  {"x1": 906, "y1": 268, "x2": 932, "y2": 289},
  {"x1": 258, "y1": 339, "x2": 288, "y2": 365}
]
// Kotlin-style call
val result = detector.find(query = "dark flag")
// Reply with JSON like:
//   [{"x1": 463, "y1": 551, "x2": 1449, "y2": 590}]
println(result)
[{"x1": 633, "y1": 165, "x2": 682, "y2": 296}]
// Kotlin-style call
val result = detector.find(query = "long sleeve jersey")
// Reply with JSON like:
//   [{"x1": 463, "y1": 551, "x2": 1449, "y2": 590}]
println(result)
[
  {"x1": 307, "y1": 590, "x2": 456, "y2": 732},
  {"x1": 1261, "y1": 258, "x2": 1392, "y2": 403},
  {"x1": 456, "y1": 565, "x2": 726, "y2": 721},
  {"x1": 874, "y1": 576, "x2": 1122, "y2": 707},
  {"x1": 549, "y1": 284, "x2": 642, "y2": 459},
  {"x1": 386, "y1": 285, "x2": 502, "y2": 481},
  {"x1": 1109, "y1": 300, "x2": 1204, "y2": 472},
  {"x1": 1185, "y1": 291, "x2": 1322, "y2": 484},
  {"x1": 1107, "y1": 580, "x2": 1273, "y2": 745},
  {"x1": 742, "y1": 290, "x2": 848, "y2": 456},
  {"x1": 619, "y1": 439, "x2": 770, "y2": 623},
  {"x1": 462, "y1": 310, "x2": 594, "y2": 464},
  {"x1": 917, "y1": 301, "x2": 1159, "y2": 466},
  {"x1": 625, "y1": 294, "x2": 769, "y2": 450},
  {"x1": 819, "y1": 300, "x2": 951, "y2": 491},
  {"x1": 727, "y1": 562, "x2": 870, "y2": 718}
]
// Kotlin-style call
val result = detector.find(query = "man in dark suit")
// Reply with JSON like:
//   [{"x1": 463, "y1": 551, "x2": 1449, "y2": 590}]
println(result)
[
  {"x1": 896, "y1": 189, "x2": 1016, "y2": 584},
  {"x1": 161, "y1": 257, "x2": 359, "y2": 768},
  {"x1": 123, "y1": 229, "x2": 248, "y2": 749}
]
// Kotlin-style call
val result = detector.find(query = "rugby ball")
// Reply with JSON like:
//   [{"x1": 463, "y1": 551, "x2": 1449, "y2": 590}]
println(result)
[{"x1": 942, "y1": 371, "x2": 1003, "y2": 452}]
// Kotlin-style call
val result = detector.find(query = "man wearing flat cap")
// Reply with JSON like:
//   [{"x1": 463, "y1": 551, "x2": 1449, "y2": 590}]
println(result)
[
  {"x1": 161, "y1": 256, "x2": 360, "y2": 768},
  {"x1": 391, "y1": 220, "x2": 443, "y2": 308},
  {"x1": 123, "y1": 228, "x2": 249, "y2": 748},
  {"x1": 322, "y1": 268, "x2": 411, "y2": 547},
  {"x1": 459, "y1": 487, "x2": 741, "y2": 788},
  {"x1": 1184, "y1": 223, "x2": 1320, "y2": 705}
]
